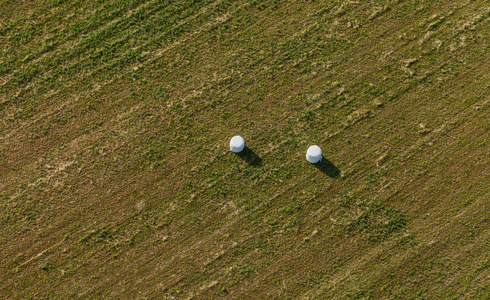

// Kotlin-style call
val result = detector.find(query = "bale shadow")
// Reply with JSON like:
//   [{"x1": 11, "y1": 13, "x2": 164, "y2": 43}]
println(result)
[
  {"x1": 313, "y1": 157, "x2": 341, "y2": 178},
  {"x1": 235, "y1": 146, "x2": 262, "y2": 166}
]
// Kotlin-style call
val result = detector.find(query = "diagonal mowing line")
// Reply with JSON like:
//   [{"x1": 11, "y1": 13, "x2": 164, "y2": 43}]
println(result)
[
  {"x1": 0, "y1": 0, "x2": 240, "y2": 143},
  {"x1": 12, "y1": 240, "x2": 64, "y2": 273},
  {"x1": 0, "y1": 0, "x2": 231, "y2": 93},
  {"x1": 302, "y1": 189, "x2": 490, "y2": 299}
]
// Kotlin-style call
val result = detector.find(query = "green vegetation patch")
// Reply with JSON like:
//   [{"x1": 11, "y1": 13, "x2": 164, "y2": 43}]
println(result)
[{"x1": 341, "y1": 201, "x2": 407, "y2": 242}]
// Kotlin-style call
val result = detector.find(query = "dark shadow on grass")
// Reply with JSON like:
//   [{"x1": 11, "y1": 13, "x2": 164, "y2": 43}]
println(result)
[
  {"x1": 235, "y1": 146, "x2": 262, "y2": 166},
  {"x1": 313, "y1": 157, "x2": 341, "y2": 178}
]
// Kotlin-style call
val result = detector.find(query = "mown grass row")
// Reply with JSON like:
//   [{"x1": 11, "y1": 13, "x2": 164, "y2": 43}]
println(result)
[{"x1": 1, "y1": 0, "x2": 236, "y2": 112}]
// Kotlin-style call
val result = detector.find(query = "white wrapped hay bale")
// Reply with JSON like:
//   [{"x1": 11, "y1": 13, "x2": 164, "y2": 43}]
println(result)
[
  {"x1": 230, "y1": 136, "x2": 245, "y2": 153},
  {"x1": 306, "y1": 145, "x2": 322, "y2": 164}
]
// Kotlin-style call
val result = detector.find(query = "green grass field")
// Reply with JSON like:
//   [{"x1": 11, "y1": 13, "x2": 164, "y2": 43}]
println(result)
[{"x1": 1, "y1": 0, "x2": 489, "y2": 298}]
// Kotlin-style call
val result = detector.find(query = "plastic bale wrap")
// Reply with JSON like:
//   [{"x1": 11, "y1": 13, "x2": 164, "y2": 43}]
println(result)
[
  {"x1": 230, "y1": 136, "x2": 245, "y2": 153},
  {"x1": 306, "y1": 145, "x2": 322, "y2": 163}
]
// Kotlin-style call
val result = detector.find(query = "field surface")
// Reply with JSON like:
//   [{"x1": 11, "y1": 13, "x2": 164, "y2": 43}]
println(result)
[{"x1": 1, "y1": 0, "x2": 489, "y2": 299}]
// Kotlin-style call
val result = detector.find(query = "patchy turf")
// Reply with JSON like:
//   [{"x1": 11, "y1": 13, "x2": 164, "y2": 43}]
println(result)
[{"x1": 1, "y1": 0, "x2": 489, "y2": 298}]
